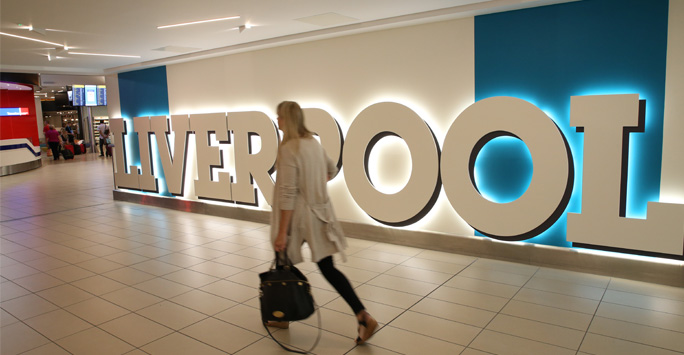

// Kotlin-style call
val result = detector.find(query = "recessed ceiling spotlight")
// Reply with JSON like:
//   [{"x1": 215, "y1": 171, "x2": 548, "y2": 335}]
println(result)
[
  {"x1": 158, "y1": 15, "x2": 240, "y2": 29},
  {"x1": 69, "y1": 51, "x2": 141, "y2": 58}
]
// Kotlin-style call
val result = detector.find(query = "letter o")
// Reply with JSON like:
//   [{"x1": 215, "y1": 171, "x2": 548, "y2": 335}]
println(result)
[
  {"x1": 343, "y1": 102, "x2": 440, "y2": 226},
  {"x1": 441, "y1": 96, "x2": 573, "y2": 240}
]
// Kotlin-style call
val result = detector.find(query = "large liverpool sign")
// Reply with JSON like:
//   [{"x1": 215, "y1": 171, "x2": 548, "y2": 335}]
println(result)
[{"x1": 111, "y1": 94, "x2": 684, "y2": 257}]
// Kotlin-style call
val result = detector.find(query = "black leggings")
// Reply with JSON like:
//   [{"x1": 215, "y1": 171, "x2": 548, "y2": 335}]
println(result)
[{"x1": 317, "y1": 256, "x2": 365, "y2": 315}]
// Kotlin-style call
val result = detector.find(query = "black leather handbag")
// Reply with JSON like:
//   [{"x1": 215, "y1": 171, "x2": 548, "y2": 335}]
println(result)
[
  {"x1": 259, "y1": 252, "x2": 314, "y2": 322},
  {"x1": 259, "y1": 252, "x2": 321, "y2": 353}
]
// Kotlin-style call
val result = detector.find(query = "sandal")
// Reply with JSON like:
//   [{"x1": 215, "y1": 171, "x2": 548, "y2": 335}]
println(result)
[
  {"x1": 355, "y1": 313, "x2": 378, "y2": 345},
  {"x1": 264, "y1": 321, "x2": 289, "y2": 329}
]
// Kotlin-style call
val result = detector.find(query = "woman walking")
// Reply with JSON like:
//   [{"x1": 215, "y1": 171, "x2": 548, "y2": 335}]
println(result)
[{"x1": 269, "y1": 101, "x2": 378, "y2": 345}]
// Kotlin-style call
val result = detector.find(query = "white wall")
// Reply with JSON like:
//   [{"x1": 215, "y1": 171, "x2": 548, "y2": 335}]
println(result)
[
  {"x1": 165, "y1": 18, "x2": 476, "y2": 237},
  {"x1": 661, "y1": 0, "x2": 684, "y2": 204}
]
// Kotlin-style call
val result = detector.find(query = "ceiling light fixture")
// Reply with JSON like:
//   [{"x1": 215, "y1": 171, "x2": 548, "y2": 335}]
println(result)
[
  {"x1": 69, "y1": 51, "x2": 141, "y2": 58},
  {"x1": 157, "y1": 15, "x2": 240, "y2": 29},
  {"x1": 0, "y1": 32, "x2": 65, "y2": 47}
]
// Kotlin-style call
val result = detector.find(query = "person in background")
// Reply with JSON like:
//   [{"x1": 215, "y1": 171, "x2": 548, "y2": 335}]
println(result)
[
  {"x1": 270, "y1": 101, "x2": 378, "y2": 345},
  {"x1": 60, "y1": 128, "x2": 70, "y2": 144},
  {"x1": 65, "y1": 122, "x2": 75, "y2": 143},
  {"x1": 43, "y1": 122, "x2": 50, "y2": 145},
  {"x1": 45, "y1": 125, "x2": 62, "y2": 161},
  {"x1": 97, "y1": 120, "x2": 109, "y2": 157}
]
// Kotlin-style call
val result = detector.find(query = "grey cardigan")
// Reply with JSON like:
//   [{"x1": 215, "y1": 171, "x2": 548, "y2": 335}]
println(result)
[{"x1": 270, "y1": 137, "x2": 347, "y2": 264}]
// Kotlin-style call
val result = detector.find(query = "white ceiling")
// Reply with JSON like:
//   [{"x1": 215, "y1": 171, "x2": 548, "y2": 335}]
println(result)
[{"x1": 1, "y1": 0, "x2": 570, "y2": 78}]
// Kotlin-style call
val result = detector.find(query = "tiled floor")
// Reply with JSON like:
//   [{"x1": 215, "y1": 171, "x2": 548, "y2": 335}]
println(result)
[{"x1": 1, "y1": 152, "x2": 684, "y2": 354}]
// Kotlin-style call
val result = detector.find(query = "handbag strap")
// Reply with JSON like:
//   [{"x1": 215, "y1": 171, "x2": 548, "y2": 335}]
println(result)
[{"x1": 263, "y1": 296, "x2": 322, "y2": 354}]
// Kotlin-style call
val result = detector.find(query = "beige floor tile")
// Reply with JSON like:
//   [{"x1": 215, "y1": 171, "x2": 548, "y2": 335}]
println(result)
[
  {"x1": 4, "y1": 249, "x2": 49, "y2": 262},
  {"x1": 100, "y1": 313, "x2": 173, "y2": 347},
  {"x1": 101, "y1": 286, "x2": 163, "y2": 311},
  {"x1": 56, "y1": 327, "x2": 135, "y2": 355},
  {"x1": 163, "y1": 269, "x2": 220, "y2": 288},
  {"x1": 460, "y1": 349, "x2": 493, "y2": 355},
  {"x1": 0, "y1": 281, "x2": 31, "y2": 302},
  {"x1": 595, "y1": 302, "x2": 684, "y2": 332},
  {"x1": 535, "y1": 267, "x2": 610, "y2": 288},
  {"x1": 130, "y1": 259, "x2": 182, "y2": 276},
  {"x1": 513, "y1": 287, "x2": 599, "y2": 314},
  {"x1": 270, "y1": 322, "x2": 357, "y2": 354},
  {"x1": 134, "y1": 277, "x2": 193, "y2": 299},
  {"x1": 384, "y1": 264, "x2": 453, "y2": 285},
  {"x1": 65, "y1": 297, "x2": 130, "y2": 325},
  {"x1": 410, "y1": 297, "x2": 496, "y2": 328},
  {"x1": 71, "y1": 275, "x2": 127, "y2": 295},
  {"x1": 12, "y1": 272, "x2": 64, "y2": 292},
  {"x1": 202, "y1": 240, "x2": 248, "y2": 253},
  {"x1": 103, "y1": 266, "x2": 157, "y2": 285},
  {"x1": 234, "y1": 246, "x2": 276, "y2": 261},
  {"x1": 345, "y1": 343, "x2": 403, "y2": 354},
  {"x1": 445, "y1": 275, "x2": 520, "y2": 298},
  {"x1": 138, "y1": 301, "x2": 208, "y2": 330},
  {"x1": 299, "y1": 307, "x2": 359, "y2": 339},
  {"x1": 24, "y1": 309, "x2": 93, "y2": 341},
  {"x1": 226, "y1": 270, "x2": 261, "y2": 288},
  {"x1": 332, "y1": 264, "x2": 380, "y2": 283},
  {"x1": 469, "y1": 329, "x2": 576, "y2": 355},
  {"x1": 471, "y1": 258, "x2": 539, "y2": 276},
  {"x1": 44, "y1": 265, "x2": 95, "y2": 282},
  {"x1": 215, "y1": 304, "x2": 271, "y2": 335},
  {"x1": 1, "y1": 308, "x2": 20, "y2": 327},
  {"x1": 79, "y1": 244, "x2": 121, "y2": 257},
  {"x1": 212, "y1": 253, "x2": 267, "y2": 269},
  {"x1": 129, "y1": 245, "x2": 174, "y2": 258},
  {"x1": 36, "y1": 283, "x2": 94, "y2": 307},
  {"x1": 324, "y1": 297, "x2": 404, "y2": 325},
  {"x1": 21, "y1": 256, "x2": 70, "y2": 272},
  {"x1": 609, "y1": 277, "x2": 684, "y2": 302},
  {"x1": 602, "y1": 289, "x2": 684, "y2": 316},
  {"x1": 501, "y1": 300, "x2": 593, "y2": 330},
  {"x1": 155, "y1": 252, "x2": 206, "y2": 267},
  {"x1": 368, "y1": 325, "x2": 465, "y2": 355},
  {"x1": 367, "y1": 274, "x2": 439, "y2": 296},
  {"x1": 579, "y1": 333, "x2": 683, "y2": 355},
  {"x1": 588, "y1": 316, "x2": 684, "y2": 352},
  {"x1": 200, "y1": 279, "x2": 256, "y2": 303},
  {"x1": 341, "y1": 256, "x2": 396, "y2": 273},
  {"x1": 390, "y1": 310, "x2": 481, "y2": 345},
  {"x1": 1, "y1": 293, "x2": 59, "y2": 320},
  {"x1": 180, "y1": 246, "x2": 227, "y2": 260},
  {"x1": 459, "y1": 266, "x2": 532, "y2": 287},
  {"x1": 0, "y1": 321, "x2": 51, "y2": 355},
  {"x1": 141, "y1": 332, "x2": 227, "y2": 355},
  {"x1": 20, "y1": 342, "x2": 72, "y2": 355},
  {"x1": 354, "y1": 284, "x2": 422, "y2": 309},
  {"x1": 181, "y1": 317, "x2": 263, "y2": 353},
  {"x1": 0, "y1": 262, "x2": 42, "y2": 280},
  {"x1": 487, "y1": 314, "x2": 585, "y2": 350},
  {"x1": 353, "y1": 249, "x2": 413, "y2": 265},
  {"x1": 525, "y1": 276, "x2": 606, "y2": 300},
  {"x1": 233, "y1": 337, "x2": 312, "y2": 355},
  {"x1": 74, "y1": 257, "x2": 123, "y2": 273},
  {"x1": 429, "y1": 285, "x2": 508, "y2": 312},
  {"x1": 170, "y1": 289, "x2": 238, "y2": 315},
  {"x1": 187, "y1": 260, "x2": 243, "y2": 278},
  {"x1": 104, "y1": 251, "x2": 150, "y2": 266}
]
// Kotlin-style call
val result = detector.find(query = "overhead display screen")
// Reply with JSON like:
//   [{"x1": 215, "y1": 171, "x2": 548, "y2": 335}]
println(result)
[
  {"x1": 72, "y1": 85, "x2": 85, "y2": 106},
  {"x1": 85, "y1": 85, "x2": 97, "y2": 106},
  {"x1": 97, "y1": 85, "x2": 107, "y2": 106}
]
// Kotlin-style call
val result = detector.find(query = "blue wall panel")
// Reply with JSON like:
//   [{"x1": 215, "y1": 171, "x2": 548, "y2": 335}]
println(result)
[
  {"x1": 474, "y1": 0, "x2": 669, "y2": 246},
  {"x1": 118, "y1": 66, "x2": 171, "y2": 194}
]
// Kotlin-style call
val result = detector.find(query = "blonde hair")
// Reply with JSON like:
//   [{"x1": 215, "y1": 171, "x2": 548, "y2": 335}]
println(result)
[{"x1": 277, "y1": 101, "x2": 313, "y2": 148}]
